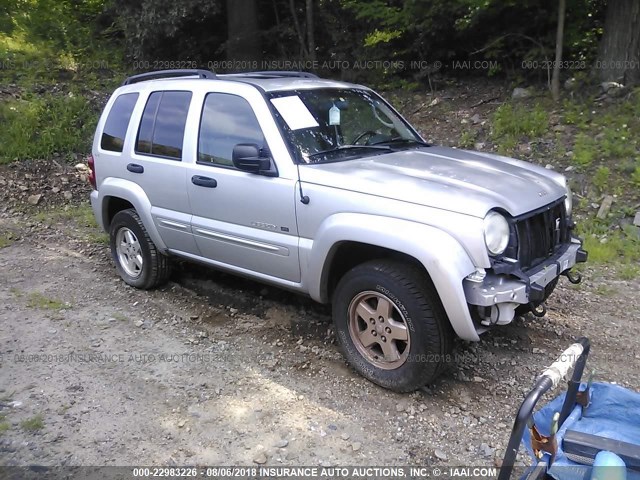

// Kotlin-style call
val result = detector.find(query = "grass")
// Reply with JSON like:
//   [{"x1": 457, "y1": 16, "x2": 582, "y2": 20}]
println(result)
[
  {"x1": 572, "y1": 133, "x2": 597, "y2": 167},
  {"x1": 619, "y1": 264, "x2": 640, "y2": 280},
  {"x1": 33, "y1": 203, "x2": 107, "y2": 244},
  {"x1": 34, "y1": 203, "x2": 97, "y2": 227},
  {"x1": 0, "y1": 94, "x2": 98, "y2": 164},
  {"x1": 580, "y1": 221, "x2": 640, "y2": 264},
  {"x1": 632, "y1": 167, "x2": 640, "y2": 187},
  {"x1": 594, "y1": 284, "x2": 615, "y2": 296},
  {"x1": 20, "y1": 414, "x2": 44, "y2": 432},
  {"x1": 0, "y1": 413, "x2": 9, "y2": 433},
  {"x1": 459, "y1": 129, "x2": 477, "y2": 149},
  {"x1": 0, "y1": 232, "x2": 13, "y2": 248},
  {"x1": 112, "y1": 313, "x2": 129, "y2": 322},
  {"x1": 86, "y1": 231, "x2": 109, "y2": 244},
  {"x1": 26, "y1": 292, "x2": 68, "y2": 311},
  {"x1": 493, "y1": 103, "x2": 549, "y2": 137},
  {"x1": 592, "y1": 166, "x2": 611, "y2": 194},
  {"x1": 0, "y1": 27, "x2": 124, "y2": 165},
  {"x1": 490, "y1": 102, "x2": 549, "y2": 155}
]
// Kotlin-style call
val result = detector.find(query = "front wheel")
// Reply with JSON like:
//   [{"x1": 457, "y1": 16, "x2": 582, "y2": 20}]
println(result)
[
  {"x1": 109, "y1": 208, "x2": 171, "y2": 289},
  {"x1": 332, "y1": 259, "x2": 453, "y2": 392}
]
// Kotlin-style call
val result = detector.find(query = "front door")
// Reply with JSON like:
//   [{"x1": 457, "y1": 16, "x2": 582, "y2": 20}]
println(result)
[{"x1": 186, "y1": 92, "x2": 300, "y2": 283}]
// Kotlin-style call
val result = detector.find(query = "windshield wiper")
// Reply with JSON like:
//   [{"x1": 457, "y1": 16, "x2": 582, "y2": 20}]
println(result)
[
  {"x1": 308, "y1": 144, "x2": 392, "y2": 158},
  {"x1": 370, "y1": 137, "x2": 431, "y2": 147}
]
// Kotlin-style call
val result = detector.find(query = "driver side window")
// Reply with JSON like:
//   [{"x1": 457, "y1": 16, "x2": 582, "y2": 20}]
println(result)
[{"x1": 198, "y1": 93, "x2": 265, "y2": 167}]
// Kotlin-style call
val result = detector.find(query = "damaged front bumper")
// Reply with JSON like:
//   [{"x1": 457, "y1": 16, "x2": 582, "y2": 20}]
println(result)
[{"x1": 463, "y1": 238, "x2": 588, "y2": 326}]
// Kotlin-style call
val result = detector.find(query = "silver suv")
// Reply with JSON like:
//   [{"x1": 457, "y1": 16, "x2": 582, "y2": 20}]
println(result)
[{"x1": 89, "y1": 69, "x2": 587, "y2": 392}]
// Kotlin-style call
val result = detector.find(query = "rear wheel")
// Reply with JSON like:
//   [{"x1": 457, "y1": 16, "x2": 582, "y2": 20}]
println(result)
[
  {"x1": 109, "y1": 209, "x2": 170, "y2": 289},
  {"x1": 332, "y1": 259, "x2": 453, "y2": 392}
]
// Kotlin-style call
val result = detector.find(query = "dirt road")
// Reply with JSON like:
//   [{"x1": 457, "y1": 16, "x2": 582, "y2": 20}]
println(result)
[{"x1": 1, "y1": 166, "x2": 639, "y2": 469}]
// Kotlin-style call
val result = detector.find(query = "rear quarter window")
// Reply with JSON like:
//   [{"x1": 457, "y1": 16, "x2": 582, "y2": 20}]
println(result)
[{"x1": 100, "y1": 93, "x2": 139, "y2": 152}]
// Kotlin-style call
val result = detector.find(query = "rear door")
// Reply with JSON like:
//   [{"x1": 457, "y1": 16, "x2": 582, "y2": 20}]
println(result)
[
  {"x1": 123, "y1": 90, "x2": 198, "y2": 254},
  {"x1": 186, "y1": 91, "x2": 300, "y2": 282}
]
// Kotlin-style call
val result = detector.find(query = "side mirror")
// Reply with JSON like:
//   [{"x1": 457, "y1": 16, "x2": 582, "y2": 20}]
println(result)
[{"x1": 232, "y1": 144, "x2": 273, "y2": 174}]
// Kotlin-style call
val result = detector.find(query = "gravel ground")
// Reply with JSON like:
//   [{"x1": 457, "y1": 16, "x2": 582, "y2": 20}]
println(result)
[{"x1": 0, "y1": 161, "x2": 639, "y2": 471}]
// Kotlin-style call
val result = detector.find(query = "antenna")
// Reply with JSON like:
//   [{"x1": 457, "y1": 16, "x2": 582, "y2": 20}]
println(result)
[{"x1": 296, "y1": 162, "x2": 310, "y2": 205}]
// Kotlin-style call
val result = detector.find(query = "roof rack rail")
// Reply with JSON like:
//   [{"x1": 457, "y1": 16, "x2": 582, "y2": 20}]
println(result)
[
  {"x1": 226, "y1": 71, "x2": 319, "y2": 79},
  {"x1": 122, "y1": 69, "x2": 216, "y2": 86}
]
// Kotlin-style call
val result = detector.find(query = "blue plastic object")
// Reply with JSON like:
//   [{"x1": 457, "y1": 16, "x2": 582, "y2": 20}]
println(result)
[
  {"x1": 523, "y1": 382, "x2": 640, "y2": 480},
  {"x1": 591, "y1": 451, "x2": 626, "y2": 480}
]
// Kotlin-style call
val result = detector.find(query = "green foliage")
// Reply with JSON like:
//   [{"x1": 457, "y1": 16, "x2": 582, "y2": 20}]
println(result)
[
  {"x1": 572, "y1": 133, "x2": 597, "y2": 167},
  {"x1": 619, "y1": 264, "x2": 640, "y2": 280},
  {"x1": 493, "y1": 103, "x2": 548, "y2": 138},
  {"x1": 0, "y1": 94, "x2": 98, "y2": 163},
  {"x1": 1, "y1": 0, "x2": 117, "y2": 62},
  {"x1": 592, "y1": 166, "x2": 610, "y2": 193},
  {"x1": 364, "y1": 29, "x2": 404, "y2": 47},
  {"x1": 0, "y1": 232, "x2": 13, "y2": 248},
  {"x1": 459, "y1": 129, "x2": 477, "y2": 149},
  {"x1": 112, "y1": 0, "x2": 223, "y2": 61},
  {"x1": 34, "y1": 204, "x2": 98, "y2": 227},
  {"x1": 632, "y1": 167, "x2": 640, "y2": 187},
  {"x1": 562, "y1": 99, "x2": 588, "y2": 127},
  {"x1": 20, "y1": 414, "x2": 44, "y2": 432},
  {"x1": 579, "y1": 220, "x2": 640, "y2": 264},
  {"x1": 490, "y1": 103, "x2": 548, "y2": 154},
  {"x1": 26, "y1": 292, "x2": 68, "y2": 311}
]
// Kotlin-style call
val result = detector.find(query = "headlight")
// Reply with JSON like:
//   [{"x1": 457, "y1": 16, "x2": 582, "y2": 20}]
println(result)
[
  {"x1": 564, "y1": 186, "x2": 573, "y2": 217},
  {"x1": 483, "y1": 211, "x2": 510, "y2": 256}
]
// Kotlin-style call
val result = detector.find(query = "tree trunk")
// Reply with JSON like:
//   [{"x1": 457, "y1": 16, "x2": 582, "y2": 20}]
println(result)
[
  {"x1": 305, "y1": 0, "x2": 316, "y2": 62},
  {"x1": 551, "y1": 0, "x2": 566, "y2": 101},
  {"x1": 226, "y1": 0, "x2": 261, "y2": 64},
  {"x1": 288, "y1": 0, "x2": 307, "y2": 57},
  {"x1": 597, "y1": 0, "x2": 640, "y2": 85}
]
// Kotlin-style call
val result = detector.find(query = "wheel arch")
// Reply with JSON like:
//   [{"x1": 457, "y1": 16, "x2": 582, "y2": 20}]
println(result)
[
  {"x1": 95, "y1": 178, "x2": 168, "y2": 252},
  {"x1": 306, "y1": 213, "x2": 480, "y2": 341},
  {"x1": 103, "y1": 196, "x2": 135, "y2": 229},
  {"x1": 322, "y1": 241, "x2": 424, "y2": 302}
]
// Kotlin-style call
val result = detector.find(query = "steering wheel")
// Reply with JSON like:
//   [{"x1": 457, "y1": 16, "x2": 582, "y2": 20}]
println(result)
[{"x1": 351, "y1": 130, "x2": 378, "y2": 145}]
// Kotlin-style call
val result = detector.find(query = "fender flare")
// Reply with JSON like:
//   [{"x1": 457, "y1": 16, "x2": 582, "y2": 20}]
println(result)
[
  {"x1": 306, "y1": 213, "x2": 480, "y2": 341},
  {"x1": 96, "y1": 178, "x2": 168, "y2": 252}
]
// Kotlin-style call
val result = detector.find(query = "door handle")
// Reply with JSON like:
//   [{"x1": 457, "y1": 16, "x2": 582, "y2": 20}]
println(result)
[
  {"x1": 191, "y1": 175, "x2": 217, "y2": 188},
  {"x1": 127, "y1": 163, "x2": 144, "y2": 174}
]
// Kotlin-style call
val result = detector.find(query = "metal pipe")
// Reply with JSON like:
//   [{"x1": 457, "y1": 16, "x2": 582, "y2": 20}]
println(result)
[
  {"x1": 498, "y1": 337, "x2": 591, "y2": 480},
  {"x1": 558, "y1": 338, "x2": 591, "y2": 425},
  {"x1": 498, "y1": 376, "x2": 554, "y2": 480}
]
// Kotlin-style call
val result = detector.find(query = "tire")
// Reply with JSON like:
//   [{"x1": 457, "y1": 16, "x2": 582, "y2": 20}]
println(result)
[
  {"x1": 332, "y1": 259, "x2": 454, "y2": 392},
  {"x1": 109, "y1": 208, "x2": 171, "y2": 289},
  {"x1": 515, "y1": 277, "x2": 559, "y2": 316}
]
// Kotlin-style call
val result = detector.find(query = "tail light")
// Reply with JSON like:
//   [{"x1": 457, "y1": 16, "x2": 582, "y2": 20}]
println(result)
[{"x1": 88, "y1": 154, "x2": 97, "y2": 189}]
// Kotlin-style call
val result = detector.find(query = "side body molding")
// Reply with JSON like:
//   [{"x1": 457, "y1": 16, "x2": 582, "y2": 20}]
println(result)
[
  {"x1": 93, "y1": 178, "x2": 169, "y2": 252},
  {"x1": 302, "y1": 213, "x2": 480, "y2": 341}
]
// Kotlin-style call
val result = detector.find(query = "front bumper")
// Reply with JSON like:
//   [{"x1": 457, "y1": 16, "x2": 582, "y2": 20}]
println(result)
[{"x1": 463, "y1": 239, "x2": 587, "y2": 324}]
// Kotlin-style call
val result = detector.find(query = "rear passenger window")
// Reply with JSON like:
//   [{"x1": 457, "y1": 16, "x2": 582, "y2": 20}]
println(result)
[
  {"x1": 101, "y1": 93, "x2": 139, "y2": 152},
  {"x1": 135, "y1": 91, "x2": 192, "y2": 160},
  {"x1": 198, "y1": 93, "x2": 265, "y2": 166}
]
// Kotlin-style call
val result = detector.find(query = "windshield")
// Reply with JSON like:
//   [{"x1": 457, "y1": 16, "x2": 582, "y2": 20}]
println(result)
[{"x1": 268, "y1": 88, "x2": 425, "y2": 163}]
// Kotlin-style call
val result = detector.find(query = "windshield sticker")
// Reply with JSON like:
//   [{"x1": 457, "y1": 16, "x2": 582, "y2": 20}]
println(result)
[
  {"x1": 271, "y1": 96, "x2": 319, "y2": 130},
  {"x1": 329, "y1": 104, "x2": 341, "y2": 126}
]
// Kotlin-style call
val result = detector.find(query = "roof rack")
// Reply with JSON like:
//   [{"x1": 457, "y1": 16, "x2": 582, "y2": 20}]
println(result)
[
  {"x1": 122, "y1": 69, "x2": 216, "y2": 86},
  {"x1": 225, "y1": 71, "x2": 319, "y2": 79}
]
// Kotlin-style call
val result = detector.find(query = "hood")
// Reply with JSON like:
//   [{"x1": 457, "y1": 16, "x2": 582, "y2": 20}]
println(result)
[{"x1": 300, "y1": 146, "x2": 568, "y2": 218}]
